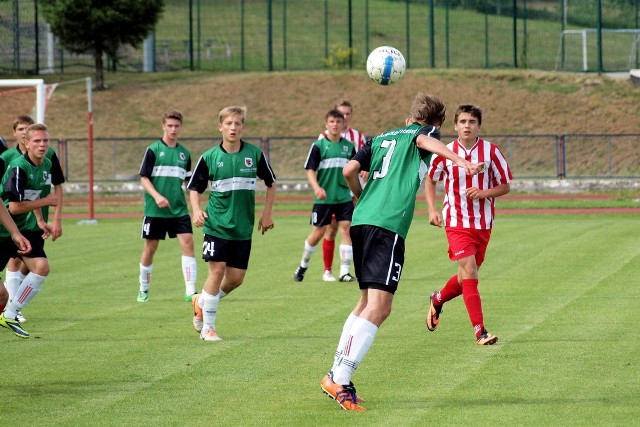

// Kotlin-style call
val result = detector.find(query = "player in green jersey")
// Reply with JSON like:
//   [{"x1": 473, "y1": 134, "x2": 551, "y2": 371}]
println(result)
[
  {"x1": 187, "y1": 106, "x2": 276, "y2": 341},
  {"x1": 0, "y1": 123, "x2": 58, "y2": 339},
  {"x1": 319, "y1": 93, "x2": 483, "y2": 411},
  {"x1": 0, "y1": 201, "x2": 32, "y2": 324},
  {"x1": 137, "y1": 110, "x2": 197, "y2": 303},
  {"x1": 293, "y1": 109, "x2": 357, "y2": 283},
  {"x1": 0, "y1": 115, "x2": 65, "y2": 324}
]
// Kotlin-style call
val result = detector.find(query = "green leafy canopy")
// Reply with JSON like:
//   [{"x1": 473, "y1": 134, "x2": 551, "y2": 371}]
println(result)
[{"x1": 42, "y1": 0, "x2": 164, "y2": 56}]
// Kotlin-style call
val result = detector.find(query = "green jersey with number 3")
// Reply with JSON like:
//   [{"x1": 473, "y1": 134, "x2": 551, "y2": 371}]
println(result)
[{"x1": 352, "y1": 123, "x2": 438, "y2": 239}]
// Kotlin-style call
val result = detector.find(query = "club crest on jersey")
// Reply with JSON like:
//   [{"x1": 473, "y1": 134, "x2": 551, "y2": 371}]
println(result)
[
  {"x1": 343, "y1": 146, "x2": 350, "y2": 153},
  {"x1": 179, "y1": 152, "x2": 186, "y2": 161},
  {"x1": 244, "y1": 158, "x2": 253, "y2": 168}
]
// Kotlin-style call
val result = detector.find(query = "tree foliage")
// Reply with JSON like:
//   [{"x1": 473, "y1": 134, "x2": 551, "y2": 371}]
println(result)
[{"x1": 42, "y1": 0, "x2": 164, "y2": 90}]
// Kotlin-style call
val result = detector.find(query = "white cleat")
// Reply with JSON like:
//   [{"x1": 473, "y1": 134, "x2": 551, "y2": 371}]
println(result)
[
  {"x1": 200, "y1": 327, "x2": 222, "y2": 341},
  {"x1": 322, "y1": 270, "x2": 337, "y2": 282}
]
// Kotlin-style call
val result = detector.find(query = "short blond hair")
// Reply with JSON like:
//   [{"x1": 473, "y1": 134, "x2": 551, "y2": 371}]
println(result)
[
  {"x1": 25, "y1": 123, "x2": 48, "y2": 140},
  {"x1": 219, "y1": 106, "x2": 247, "y2": 123}
]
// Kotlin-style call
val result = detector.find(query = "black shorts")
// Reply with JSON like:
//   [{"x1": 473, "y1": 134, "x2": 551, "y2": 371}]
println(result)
[
  {"x1": 311, "y1": 201, "x2": 354, "y2": 227},
  {"x1": 20, "y1": 229, "x2": 48, "y2": 259},
  {"x1": 0, "y1": 238, "x2": 19, "y2": 271},
  {"x1": 141, "y1": 215, "x2": 193, "y2": 240},
  {"x1": 202, "y1": 234, "x2": 252, "y2": 270},
  {"x1": 350, "y1": 225, "x2": 405, "y2": 294}
]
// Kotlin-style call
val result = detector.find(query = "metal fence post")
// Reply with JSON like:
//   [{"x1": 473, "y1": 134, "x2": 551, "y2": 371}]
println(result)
[
  {"x1": 513, "y1": 0, "x2": 518, "y2": 68},
  {"x1": 267, "y1": 0, "x2": 273, "y2": 71}
]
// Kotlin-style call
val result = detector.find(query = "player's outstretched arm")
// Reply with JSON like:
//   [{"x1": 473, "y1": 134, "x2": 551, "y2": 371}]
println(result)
[{"x1": 416, "y1": 135, "x2": 482, "y2": 175}]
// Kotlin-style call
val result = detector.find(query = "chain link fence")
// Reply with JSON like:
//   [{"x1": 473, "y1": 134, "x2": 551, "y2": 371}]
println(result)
[
  {"x1": 1, "y1": 0, "x2": 639, "y2": 75},
  {"x1": 53, "y1": 133, "x2": 640, "y2": 183}
]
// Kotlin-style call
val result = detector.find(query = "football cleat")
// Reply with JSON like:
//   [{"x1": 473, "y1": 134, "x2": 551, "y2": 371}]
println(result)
[
  {"x1": 339, "y1": 273, "x2": 357, "y2": 283},
  {"x1": 477, "y1": 331, "x2": 498, "y2": 345},
  {"x1": 137, "y1": 290, "x2": 149, "y2": 303},
  {"x1": 322, "y1": 270, "x2": 337, "y2": 282},
  {"x1": 184, "y1": 293, "x2": 195, "y2": 303},
  {"x1": 191, "y1": 293, "x2": 203, "y2": 333},
  {"x1": 293, "y1": 266, "x2": 307, "y2": 282},
  {"x1": 0, "y1": 312, "x2": 29, "y2": 339},
  {"x1": 320, "y1": 373, "x2": 365, "y2": 411},
  {"x1": 200, "y1": 326, "x2": 222, "y2": 341},
  {"x1": 16, "y1": 311, "x2": 27, "y2": 323},
  {"x1": 426, "y1": 291, "x2": 442, "y2": 332}
]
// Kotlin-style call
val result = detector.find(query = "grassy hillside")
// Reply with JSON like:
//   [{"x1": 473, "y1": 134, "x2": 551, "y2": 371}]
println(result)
[
  {"x1": 2, "y1": 69, "x2": 640, "y2": 181},
  {"x1": 2, "y1": 68, "x2": 639, "y2": 140}
]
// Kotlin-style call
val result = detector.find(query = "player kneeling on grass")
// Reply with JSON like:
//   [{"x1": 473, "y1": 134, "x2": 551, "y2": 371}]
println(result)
[
  {"x1": 187, "y1": 106, "x2": 276, "y2": 342},
  {"x1": 0, "y1": 123, "x2": 58, "y2": 339}
]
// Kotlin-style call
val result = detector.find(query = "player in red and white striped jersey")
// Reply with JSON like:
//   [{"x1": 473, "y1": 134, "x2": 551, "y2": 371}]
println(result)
[
  {"x1": 318, "y1": 100, "x2": 366, "y2": 282},
  {"x1": 425, "y1": 104, "x2": 512, "y2": 345}
]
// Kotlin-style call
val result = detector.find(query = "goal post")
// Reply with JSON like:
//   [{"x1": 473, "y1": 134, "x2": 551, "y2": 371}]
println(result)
[
  {"x1": 556, "y1": 29, "x2": 640, "y2": 72},
  {"x1": 0, "y1": 79, "x2": 46, "y2": 122},
  {"x1": 0, "y1": 77, "x2": 96, "y2": 222}
]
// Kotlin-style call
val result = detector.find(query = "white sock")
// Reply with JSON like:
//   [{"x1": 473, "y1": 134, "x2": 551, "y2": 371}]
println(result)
[
  {"x1": 331, "y1": 313, "x2": 359, "y2": 372},
  {"x1": 202, "y1": 290, "x2": 220, "y2": 330},
  {"x1": 4, "y1": 273, "x2": 46, "y2": 319},
  {"x1": 300, "y1": 240, "x2": 317, "y2": 268},
  {"x1": 217, "y1": 289, "x2": 228, "y2": 299},
  {"x1": 339, "y1": 244, "x2": 353, "y2": 277},
  {"x1": 139, "y1": 263, "x2": 152, "y2": 292},
  {"x1": 181, "y1": 256, "x2": 197, "y2": 296},
  {"x1": 5, "y1": 270, "x2": 25, "y2": 300},
  {"x1": 332, "y1": 318, "x2": 378, "y2": 385}
]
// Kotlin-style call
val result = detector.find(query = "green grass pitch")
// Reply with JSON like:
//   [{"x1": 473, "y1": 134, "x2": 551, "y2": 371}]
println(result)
[{"x1": 1, "y1": 213, "x2": 639, "y2": 425}]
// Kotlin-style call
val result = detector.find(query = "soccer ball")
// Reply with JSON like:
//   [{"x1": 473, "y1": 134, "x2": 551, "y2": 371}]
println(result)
[{"x1": 366, "y1": 46, "x2": 406, "y2": 85}]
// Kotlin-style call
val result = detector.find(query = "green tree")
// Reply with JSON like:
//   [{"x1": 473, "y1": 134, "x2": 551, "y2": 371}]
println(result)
[{"x1": 42, "y1": 0, "x2": 164, "y2": 90}]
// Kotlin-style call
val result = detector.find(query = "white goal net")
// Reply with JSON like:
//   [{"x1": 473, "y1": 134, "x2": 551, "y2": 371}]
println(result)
[{"x1": 556, "y1": 29, "x2": 640, "y2": 72}]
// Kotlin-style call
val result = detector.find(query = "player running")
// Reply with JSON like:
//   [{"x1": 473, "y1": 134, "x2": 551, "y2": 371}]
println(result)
[{"x1": 425, "y1": 104, "x2": 512, "y2": 345}]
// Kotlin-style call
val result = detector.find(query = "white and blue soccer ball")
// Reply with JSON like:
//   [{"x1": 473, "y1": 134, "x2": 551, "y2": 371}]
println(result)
[{"x1": 366, "y1": 46, "x2": 406, "y2": 85}]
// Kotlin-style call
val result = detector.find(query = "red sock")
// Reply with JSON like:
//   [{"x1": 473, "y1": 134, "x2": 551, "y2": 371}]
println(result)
[
  {"x1": 322, "y1": 239, "x2": 335, "y2": 271},
  {"x1": 437, "y1": 275, "x2": 462, "y2": 304},
  {"x1": 461, "y1": 279, "x2": 485, "y2": 338}
]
